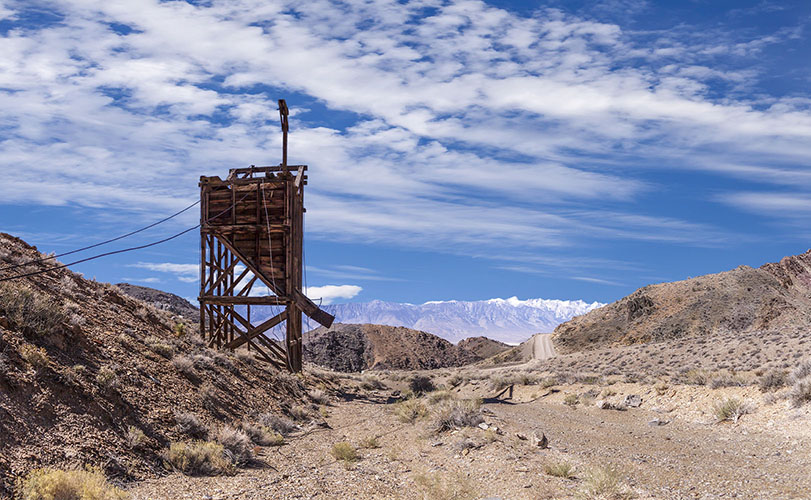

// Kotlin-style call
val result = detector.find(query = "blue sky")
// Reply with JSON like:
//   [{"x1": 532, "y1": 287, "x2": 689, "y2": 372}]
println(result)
[{"x1": 1, "y1": 0, "x2": 810, "y2": 306}]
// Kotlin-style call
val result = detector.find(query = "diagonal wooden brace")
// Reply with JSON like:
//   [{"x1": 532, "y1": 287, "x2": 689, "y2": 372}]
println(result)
[{"x1": 223, "y1": 310, "x2": 287, "y2": 350}]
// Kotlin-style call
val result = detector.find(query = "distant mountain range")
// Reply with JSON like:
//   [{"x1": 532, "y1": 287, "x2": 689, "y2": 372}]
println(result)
[{"x1": 315, "y1": 297, "x2": 604, "y2": 344}]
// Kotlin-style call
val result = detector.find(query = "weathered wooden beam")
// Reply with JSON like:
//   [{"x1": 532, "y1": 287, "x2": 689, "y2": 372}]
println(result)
[{"x1": 223, "y1": 310, "x2": 287, "y2": 350}]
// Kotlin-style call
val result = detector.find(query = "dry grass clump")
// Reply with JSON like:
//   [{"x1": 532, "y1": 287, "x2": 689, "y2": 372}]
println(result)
[
  {"x1": 215, "y1": 426, "x2": 254, "y2": 465},
  {"x1": 709, "y1": 371, "x2": 751, "y2": 389},
  {"x1": 678, "y1": 368, "x2": 709, "y2": 386},
  {"x1": 309, "y1": 388, "x2": 330, "y2": 405},
  {"x1": 258, "y1": 413, "x2": 297, "y2": 436},
  {"x1": 96, "y1": 366, "x2": 118, "y2": 390},
  {"x1": 429, "y1": 399, "x2": 483, "y2": 434},
  {"x1": 713, "y1": 397, "x2": 754, "y2": 423},
  {"x1": 413, "y1": 471, "x2": 477, "y2": 500},
  {"x1": 426, "y1": 390, "x2": 454, "y2": 405},
  {"x1": 19, "y1": 344, "x2": 50, "y2": 369},
  {"x1": 563, "y1": 393, "x2": 579, "y2": 406},
  {"x1": 125, "y1": 426, "x2": 147, "y2": 449},
  {"x1": 17, "y1": 467, "x2": 129, "y2": 500},
  {"x1": 758, "y1": 370, "x2": 787, "y2": 392},
  {"x1": 577, "y1": 464, "x2": 634, "y2": 500},
  {"x1": 171, "y1": 355, "x2": 196, "y2": 378},
  {"x1": 175, "y1": 412, "x2": 208, "y2": 438},
  {"x1": 0, "y1": 282, "x2": 67, "y2": 336},
  {"x1": 359, "y1": 436, "x2": 380, "y2": 449},
  {"x1": 147, "y1": 340, "x2": 174, "y2": 359},
  {"x1": 165, "y1": 441, "x2": 234, "y2": 476},
  {"x1": 544, "y1": 461, "x2": 575, "y2": 479},
  {"x1": 789, "y1": 359, "x2": 811, "y2": 407},
  {"x1": 330, "y1": 442, "x2": 359, "y2": 468},
  {"x1": 241, "y1": 422, "x2": 284, "y2": 446},
  {"x1": 394, "y1": 399, "x2": 428, "y2": 423}
]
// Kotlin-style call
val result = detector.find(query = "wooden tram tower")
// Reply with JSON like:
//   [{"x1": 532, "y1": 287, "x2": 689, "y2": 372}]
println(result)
[{"x1": 198, "y1": 100, "x2": 334, "y2": 372}]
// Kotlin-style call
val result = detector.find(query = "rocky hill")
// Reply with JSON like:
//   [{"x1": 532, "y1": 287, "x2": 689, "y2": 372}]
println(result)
[
  {"x1": 0, "y1": 233, "x2": 322, "y2": 496},
  {"x1": 319, "y1": 297, "x2": 603, "y2": 344},
  {"x1": 116, "y1": 282, "x2": 199, "y2": 323},
  {"x1": 303, "y1": 323, "x2": 481, "y2": 372},
  {"x1": 456, "y1": 336, "x2": 511, "y2": 359},
  {"x1": 553, "y1": 250, "x2": 811, "y2": 353}
]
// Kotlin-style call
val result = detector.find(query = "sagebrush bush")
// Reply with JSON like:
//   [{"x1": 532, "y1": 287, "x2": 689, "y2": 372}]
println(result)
[
  {"x1": 758, "y1": 370, "x2": 787, "y2": 392},
  {"x1": 258, "y1": 413, "x2": 297, "y2": 436},
  {"x1": 360, "y1": 375, "x2": 386, "y2": 391},
  {"x1": 577, "y1": 464, "x2": 633, "y2": 500},
  {"x1": 713, "y1": 397, "x2": 753, "y2": 423},
  {"x1": 19, "y1": 344, "x2": 50, "y2": 369},
  {"x1": 309, "y1": 388, "x2": 330, "y2": 405},
  {"x1": 241, "y1": 422, "x2": 284, "y2": 446},
  {"x1": 413, "y1": 471, "x2": 477, "y2": 500},
  {"x1": 359, "y1": 436, "x2": 380, "y2": 449},
  {"x1": 563, "y1": 393, "x2": 579, "y2": 406},
  {"x1": 165, "y1": 441, "x2": 234, "y2": 476},
  {"x1": 429, "y1": 399, "x2": 483, "y2": 433},
  {"x1": 544, "y1": 461, "x2": 575, "y2": 479},
  {"x1": 393, "y1": 399, "x2": 428, "y2": 423},
  {"x1": 330, "y1": 442, "x2": 359, "y2": 467},
  {"x1": 175, "y1": 412, "x2": 208, "y2": 438},
  {"x1": 171, "y1": 355, "x2": 196, "y2": 378},
  {"x1": 147, "y1": 340, "x2": 174, "y2": 359},
  {"x1": 125, "y1": 426, "x2": 146, "y2": 449},
  {"x1": 215, "y1": 426, "x2": 254, "y2": 465},
  {"x1": 426, "y1": 390, "x2": 454, "y2": 405},
  {"x1": 96, "y1": 366, "x2": 118, "y2": 390},
  {"x1": 0, "y1": 283, "x2": 67, "y2": 335},
  {"x1": 789, "y1": 359, "x2": 811, "y2": 407},
  {"x1": 289, "y1": 405, "x2": 311, "y2": 421},
  {"x1": 409, "y1": 375, "x2": 435, "y2": 395},
  {"x1": 17, "y1": 467, "x2": 129, "y2": 500}
]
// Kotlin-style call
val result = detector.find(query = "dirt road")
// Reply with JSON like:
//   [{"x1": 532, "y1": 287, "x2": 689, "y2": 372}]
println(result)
[{"x1": 130, "y1": 386, "x2": 811, "y2": 500}]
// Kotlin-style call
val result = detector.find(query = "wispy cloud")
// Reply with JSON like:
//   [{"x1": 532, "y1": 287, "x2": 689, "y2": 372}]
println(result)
[{"x1": 129, "y1": 262, "x2": 198, "y2": 283}]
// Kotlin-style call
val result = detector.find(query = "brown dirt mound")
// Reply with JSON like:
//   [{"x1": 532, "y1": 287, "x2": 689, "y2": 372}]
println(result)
[
  {"x1": 303, "y1": 323, "x2": 480, "y2": 371},
  {"x1": 0, "y1": 233, "x2": 321, "y2": 496},
  {"x1": 456, "y1": 336, "x2": 510, "y2": 359},
  {"x1": 554, "y1": 250, "x2": 811, "y2": 353}
]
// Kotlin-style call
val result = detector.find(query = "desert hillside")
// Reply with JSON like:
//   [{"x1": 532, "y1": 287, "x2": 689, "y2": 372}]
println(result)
[
  {"x1": 116, "y1": 282, "x2": 199, "y2": 323},
  {"x1": 0, "y1": 233, "x2": 327, "y2": 496},
  {"x1": 456, "y1": 336, "x2": 511, "y2": 359},
  {"x1": 554, "y1": 250, "x2": 811, "y2": 353},
  {"x1": 303, "y1": 323, "x2": 481, "y2": 371}
]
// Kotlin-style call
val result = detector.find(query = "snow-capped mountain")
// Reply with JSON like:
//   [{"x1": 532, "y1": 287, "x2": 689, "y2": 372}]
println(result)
[{"x1": 317, "y1": 297, "x2": 605, "y2": 344}]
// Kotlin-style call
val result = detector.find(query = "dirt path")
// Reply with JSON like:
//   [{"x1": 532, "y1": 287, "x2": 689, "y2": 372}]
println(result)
[
  {"x1": 531, "y1": 334, "x2": 556, "y2": 360},
  {"x1": 129, "y1": 388, "x2": 811, "y2": 500}
]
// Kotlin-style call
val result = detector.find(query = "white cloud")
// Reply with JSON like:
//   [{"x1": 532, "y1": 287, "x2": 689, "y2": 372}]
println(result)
[
  {"x1": 1, "y1": 0, "x2": 810, "y2": 276},
  {"x1": 129, "y1": 262, "x2": 198, "y2": 283},
  {"x1": 304, "y1": 285, "x2": 362, "y2": 305}
]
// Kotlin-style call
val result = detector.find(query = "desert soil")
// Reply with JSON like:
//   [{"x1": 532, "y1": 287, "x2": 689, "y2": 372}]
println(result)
[{"x1": 129, "y1": 378, "x2": 811, "y2": 500}]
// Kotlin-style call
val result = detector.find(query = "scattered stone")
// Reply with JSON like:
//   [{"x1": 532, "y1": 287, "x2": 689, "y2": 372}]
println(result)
[
  {"x1": 0, "y1": 316, "x2": 8, "y2": 329},
  {"x1": 430, "y1": 441, "x2": 443, "y2": 447},
  {"x1": 531, "y1": 432, "x2": 548, "y2": 449},
  {"x1": 596, "y1": 399, "x2": 611, "y2": 409},
  {"x1": 515, "y1": 466, "x2": 529, "y2": 473},
  {"x1": 478, "y1": 422, "x2": 490, "y2": 430},
  {"x1": 462, "y1": 448, "x2": 470, "y2": 456},
  {"x1": 624, "y1": 395, "x2": 643, "y2": 408},
  {"x1": 515, "y1": 433, "x2": 528, "y2": 440}
]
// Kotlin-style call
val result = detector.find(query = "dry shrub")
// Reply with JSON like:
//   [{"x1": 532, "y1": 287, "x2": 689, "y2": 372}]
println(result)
[
  {"x1": 426, "y1": 390, "x2": 454, "y2": 405},
  {"x1": 563, "y1": 393, "x2": 579, "y2": 406},
  {"x1": 165, "y1": 441, "x2": 234, "y2": 476},
  {"x1": 330, "y1": 442, "x2": 359, "y2": 468},
  {"x1": 288, "y1": 405, "x2": 311, "y2": 421},
  {"x1": 258, "y1": 413, "x2": 297, "y2": 436},
  {"x1": 171, "y1": 355, "x2": 196, "y2": 378},
  {"x1": 19, "y1": 344, "x2": 50, "y2": 369},
  {"x1": 544, "y1": 461, "x2": 575, "y2": 479},
  {"x1": 758, "y1": 370, "x2": 787, "y2": 392},
  {"x1": 789, "y1": 359, "x2": 811, "y2": 407},
  {"x1": 17, "y1": 467, "x2": 129, "y2": 500},
  {"x1": 147, "y1": 339, "x2": 174, "y2": 359},
  {"x1": 393, "y1": 399, "x2": 427, "y2": 423},
  {"x1": 241, "y1": 422, "x2": 284, "y2": 446},
  {"x1": 429, "y1": 399, "x2": 483, "y2": 434},
  {"x1": 125, "y1": 426, "x2": 146, "y2": 449},
  {"x1": 309, "y1": 388, "x2": 330, "y2": 405},
  {"x1": 215, "y1": 426, "x2": 254, "y2": 465},
  {"x1": 409, "y1": 375, "x2": 435, "y2": 395},
  {"x1": 413, "y1": 471, "x2": 477, "y2": 500},
  {"x1": 359, "y1": 436, "x2": 380, "y2": 449},
  {"x1": 577, "y1": 464, "x2": 634, "y2": 500},
  {"x1": 0, "y1": 283, "x2": 67, "y2": 336},
  {"x1": 680, "y1": 369, "x2": 709, "y2": 386},
  {"x1": 96, "y1": 366, "x2": 118, "y2": 390},
  {"x1": 540, "y1": 377, "x2": 558, "y2": 389},
  {"x1": 709, "y1": 371, "x2": 750, "y2": 389},
  {"x1": 713, "y1": 397, "x2": 754, "y2": 423},
  {"x1": 175, "y1": 412, "x2": 208, "y2": 438}
]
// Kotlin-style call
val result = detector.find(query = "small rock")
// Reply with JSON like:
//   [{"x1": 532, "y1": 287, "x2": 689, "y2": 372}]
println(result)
[
  {"x1": 596, "y1": 399, "x2": 611, "y2": 409},
  {"x1": 624, "y1": 395, "x2": 642, "y2": 408},
  {"x1": 648, "y1": 418, "x2": 670, "y2": 426},
  {"x1": 478, "y1": 423, "x2": 489, "y2": 430},
  {"x1": 531, "y1": 432, "x2": 548, "y2": 449},
  {"x1": 430, "y1": 441, "x2": 443, "y2": 447},
  {"x1": 515, "y1": 433, "x2": 528, "y2": 440},
  {"x1": 462, "y1": 448, "x2": 470, "y2": 456},
  {"x1": 0, "y1": 316, "x2": 9, "y2": 329},
  {"x1": 515, "y1": 466, "x2": 529, "y2": 472}
]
